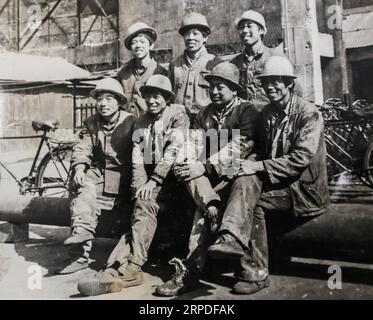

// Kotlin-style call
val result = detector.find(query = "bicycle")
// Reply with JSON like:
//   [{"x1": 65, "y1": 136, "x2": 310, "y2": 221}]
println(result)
[
  {"x1": 0, "y1": 120, "x2": 75, "y2": 197},
  {"x1": 319, "y1": 98, "x2": 373, "y2": 188}
]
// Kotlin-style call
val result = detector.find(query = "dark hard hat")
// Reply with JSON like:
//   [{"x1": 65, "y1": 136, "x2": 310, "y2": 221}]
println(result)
[
  {"x1": 179, "y1": 12, "x2": 211, "y2": 36},
  {"x1": 205, "y1": 62, "x2": 242, "y2": 91}
]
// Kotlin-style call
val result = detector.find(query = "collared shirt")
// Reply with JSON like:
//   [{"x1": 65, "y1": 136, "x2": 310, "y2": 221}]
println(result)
[
  {"x1": 118, "y1": 58, "x2": 167, "y2": 118},
  {"x1": 230, "y1": 44, "x2": 282, "y2": 110},
  {"x1": 210, "y1": 98, "x2": 239, "y2": 131},
  {"x1": 169, "y1": 46, "x2": 221, "y2": 117},
  {"x1": 72, "y1": 110, "x2": 136, "y2": 172},
  {"x1": 192, "y1": 98, "x2": 260, "y2": 177},
  {"x1": 267, "y1": 94, "x2": 295, "y2": 158}
]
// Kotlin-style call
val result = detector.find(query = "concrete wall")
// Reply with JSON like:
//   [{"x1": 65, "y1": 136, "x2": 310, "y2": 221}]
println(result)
[{"x1": 118, "y1": 0, "x2": 283, "y2": 61}]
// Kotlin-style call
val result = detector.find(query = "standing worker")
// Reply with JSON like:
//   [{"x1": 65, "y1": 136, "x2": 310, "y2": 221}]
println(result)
[
  {"x1": 230, "y1": 10, "x2": 283, "y2": 111},
  {"x1": 169, "y1": 12, "x2": 222, "y2": 124},
  {"x1": 118, "y1": 22, "x2": 167, "y2": 117}
]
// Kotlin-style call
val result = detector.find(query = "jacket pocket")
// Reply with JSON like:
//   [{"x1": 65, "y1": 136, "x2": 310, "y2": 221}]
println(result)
[{"x1": 299, "y1": 180, "x2": 323, "y2": 207}]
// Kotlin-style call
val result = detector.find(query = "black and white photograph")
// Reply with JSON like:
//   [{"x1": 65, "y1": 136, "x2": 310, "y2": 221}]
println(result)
[{"x1": 0, "y1": 0, "x2": 373, "y2": 304}]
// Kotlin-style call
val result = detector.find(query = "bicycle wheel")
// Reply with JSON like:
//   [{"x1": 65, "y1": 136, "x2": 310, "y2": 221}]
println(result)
[
  {"x1": 363, "y1": 141, "x2": 373, "y2": 188},
  {"x1": 35, "y1": 146, "x2": 72, "y2": 197}
]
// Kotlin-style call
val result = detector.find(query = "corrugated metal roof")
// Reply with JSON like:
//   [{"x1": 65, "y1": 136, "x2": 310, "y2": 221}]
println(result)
[
  {"x1": 343, "y1": 11, "x2": 373, "y2": 49},
  {"x1": 0, "y1": 52, "x2": 91, "y2": 82}
]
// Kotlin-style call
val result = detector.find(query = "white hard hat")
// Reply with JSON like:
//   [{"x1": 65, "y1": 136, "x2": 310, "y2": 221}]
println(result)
[{"x1": 258, "y1": 56, "x2": 297, "y2": 79}]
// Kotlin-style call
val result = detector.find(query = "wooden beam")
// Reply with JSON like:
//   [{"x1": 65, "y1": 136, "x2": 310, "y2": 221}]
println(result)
[
  {"x1": 81, "y1": 14, "x2": 99, "y2": 45},
  {"x1": 0, "y1": 0, "x2": 11, "y2": 17},
  {"x1": 20, "y1": 0, "x2": 63, "y2": 51},
  {"x1": 91, "y1": 0, "x2": 118, "y2": 34}
]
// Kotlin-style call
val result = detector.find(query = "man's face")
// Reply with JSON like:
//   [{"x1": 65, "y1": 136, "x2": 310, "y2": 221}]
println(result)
[
  {"x1": 209, "y1": 79, "x2": 236, "y2": 107},
  {"x1": 144, "y1": 90, "x2": 168, "y2": 116},
  {"x1": 96, "y1": 93, "x2": 120, "y2": 118},
  {"x1": 261, "y1": 77, "x2": 291, "y2": 103},
  {"x1": 238, "y1": 20, "x2": 264, "y2": 47},
  {"x1": 131, "y1": 33, "x2": 153, "y2": 59},
  {"x1": 183, "y1": 28, "x2": 207, "y2": 53}
]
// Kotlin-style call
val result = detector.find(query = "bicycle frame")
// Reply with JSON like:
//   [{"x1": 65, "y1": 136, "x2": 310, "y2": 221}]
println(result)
[{"x1": 0, "y1": 131, "x2": 50, "y2": 194}]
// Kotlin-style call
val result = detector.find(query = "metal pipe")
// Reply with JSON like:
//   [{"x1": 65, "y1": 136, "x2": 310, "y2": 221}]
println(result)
[{"x1": 1, "y1": 196, "x2": 373, "y2": 262}]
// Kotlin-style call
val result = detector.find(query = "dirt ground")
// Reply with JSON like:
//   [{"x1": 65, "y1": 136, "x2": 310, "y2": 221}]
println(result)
[{"x1": 1, "y1": 150, "x2": 373, "y2": 300}]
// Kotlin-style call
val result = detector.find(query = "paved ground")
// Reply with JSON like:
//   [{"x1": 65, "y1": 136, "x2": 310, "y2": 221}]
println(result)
[{"x1": 1, "y1": 151, "x2": 373, "y2": 300}]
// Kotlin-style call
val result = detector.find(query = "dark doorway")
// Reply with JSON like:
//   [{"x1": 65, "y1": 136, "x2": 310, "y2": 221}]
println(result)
[{"x1": 353, "y1": 59, "x2": 373, "y2": 103}]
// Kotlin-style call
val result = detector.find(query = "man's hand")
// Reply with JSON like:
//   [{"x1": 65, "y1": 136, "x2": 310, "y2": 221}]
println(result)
[
  {"x1": 236, "y1": 160, "x2": 265, "y2": 177},
  {"x1": 136, "y1": 179, "x2": 157, "y2": 200},
  {"x1": 73, "y1": 167, "x2": 86, "y2": 188},
  {"x1": 174, "y1": 161, "x2": 206, "y2": 182}
]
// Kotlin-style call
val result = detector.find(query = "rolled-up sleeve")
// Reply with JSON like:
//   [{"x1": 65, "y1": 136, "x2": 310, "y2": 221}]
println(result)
[{"x1": 71, "y1": 126, "x2": 93, "y2": 169}]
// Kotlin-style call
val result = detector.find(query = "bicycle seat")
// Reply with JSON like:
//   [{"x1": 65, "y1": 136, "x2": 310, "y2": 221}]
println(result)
[{"x1": 32, "y1": 120, "x2": 60, "y2": 132}]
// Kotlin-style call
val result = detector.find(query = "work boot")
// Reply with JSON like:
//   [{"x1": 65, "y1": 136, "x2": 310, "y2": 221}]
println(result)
[
  {"x1": 232, "y1": 277, "x2": 270, "y2": 295},
  {"x1": 77, "y1": 268, "x2": 125, "y2": 296},
  {"x1": 118, "y1": 262, "x2": 143, "y2": 287},
  {"x1": 58, "y1": 257, "x2": 89, "y2": 275},
  {"x1": 208, "y1": 233, "x2": 244, "y2": 259},
  {"x1": 154, "y1": 258, "x2": 199, "y2": 297},
  {"x1": 64, "y1": 226, "x2": 94, "y2": 245}
]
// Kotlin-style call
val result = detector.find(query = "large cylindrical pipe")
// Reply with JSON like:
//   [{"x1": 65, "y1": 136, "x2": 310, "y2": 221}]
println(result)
[{"x1": 1, "y1": 195, "x2": 373, "y2": 262}]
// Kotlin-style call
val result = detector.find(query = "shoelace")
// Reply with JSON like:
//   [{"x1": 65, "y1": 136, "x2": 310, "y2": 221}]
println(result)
[{"x1": 169, "y1": 258, "x2": 187, "y2": 285}]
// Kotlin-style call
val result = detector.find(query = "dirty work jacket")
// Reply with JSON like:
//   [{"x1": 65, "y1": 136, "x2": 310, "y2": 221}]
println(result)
[
  {"x1": 131, "y1": 105, "x2": 190, "y2": 193},
  {"x1": 257, "y1": 94, "x2": 330, "y2": 217},
  {"x1": 230, "y1": 44, "x2": 282, "y2": 111},
  {"x1": 71, "y1": 111, "x2": 136, "y2": 194},
  {"x1": 118, "y1": 58, "x2": 167, "y2": 118},
  {"x1": 168, "y1": 48, "x2": 222, "y2": 117},
  {"x1": 192, "y1": 98, "x2": 261, "y2": 179}
]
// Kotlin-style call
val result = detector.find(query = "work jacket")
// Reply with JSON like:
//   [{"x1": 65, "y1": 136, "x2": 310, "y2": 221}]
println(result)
[
  {"x1": 257, "y1": 94, "x2": 330, "y2": 217},
  {"x1": 168, "y1": 47, "x2": 221, "y2": 117},
  {"x1": 71, "y1": 111, "x2": 136, "y2": 194},
  {"x1": 230, "y1": 44, "x2": 283, "y2": 111},
  {"x1": 131, "y1": 104, "x2": 190, "y2": 193},
  {"x1": 118, "y1": 58, "x2": 167, "y2": 118},
  {"x1": 193, "y1": 97, "x2": 261, "y2": 179}
]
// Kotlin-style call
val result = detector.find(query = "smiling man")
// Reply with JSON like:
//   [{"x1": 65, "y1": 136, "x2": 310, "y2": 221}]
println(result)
[
  {"x1": 155, "y1": 62, "x2": 261, "y2": 297},
  {"x1": 60, "y1": 78, "x2": 136, "y2": 274},
  {"x1": 118, "y1": 22, "x2": 167, "y2": 118},
  {"x1": 229, "y1": 56, "x2": 329, "y2": 295},
  {"x1": 230, "y1": 10, "x2": 282, "y2": 111},
  {"x1": 77, "y1": 75, "x2": 191, "y2": 296},
  {"x1": 169, "y1": 12, "x2": 222, "y2": 125}
]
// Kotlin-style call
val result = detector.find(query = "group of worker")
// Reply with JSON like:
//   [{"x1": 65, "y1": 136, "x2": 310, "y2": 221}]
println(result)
[{"x1": 59, "y1": 9, "x2": 330, "y2": 297}]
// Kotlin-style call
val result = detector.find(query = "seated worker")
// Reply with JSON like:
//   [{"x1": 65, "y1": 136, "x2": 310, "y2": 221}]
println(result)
[
  {"x1": 230, "y1": 56, "x2": 329, "y2": 295},
  {"x1": 118, "y1": 22, "x2": 167, "y2": 118},
  {"x1": 155, "y1": 62, "x2": 262, "y2": 296},
  {"x1": 76, "y1": 75, "x2": 191, "y2": 296},
  {"x1": 60, "y1": 78, "x2": 136, "y2": 274}
]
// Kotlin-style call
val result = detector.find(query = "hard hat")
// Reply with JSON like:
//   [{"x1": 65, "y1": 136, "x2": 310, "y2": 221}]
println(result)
[
  {"x1": 205, "y1": 62, "x2": 242, "y2": 91},
  {"x1": 258, "y1": 56, "x2": 297, "y2": 79},
  {"x1": 179, "y1": 12, "x2": 211, "y2": 36},
  {"x1": 140, "y1": 75, "x2": 175, "y2": 102},
  {"x1": 124, "y1": 22, "x2": 157, "y2": 50},
  {"x1": 90, "y1": 78, "x2": 127, "y2": 105},
  {"x1": 235, "y1": 10, "x2": 267, "y2": 35}
]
